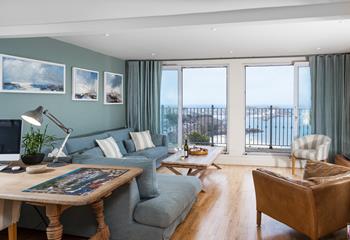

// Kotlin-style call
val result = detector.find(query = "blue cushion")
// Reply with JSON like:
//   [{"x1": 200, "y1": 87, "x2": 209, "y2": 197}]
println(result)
[
  {"x1": 127, "y1": 146, "x2": 168, "y2": 161},
  {"x1": 66, "y1": 133, "x2": 109, "y2": 154},
  {"x1": 151, "y1": 134, "x2": 164, "y2": 146},
  {"x1": 124, "y1": 139, "x2": 136, "y2": 153},
  {"x1": 116, "y1": 141, "x2": 127, "y2": 155},
  {"x1": 71, "y1": 155, "x2": 159, "y2": 199},
  {"x1": 107, "y1": 128, "x2": 134, "y2": 141},
  {"x1": 133, "y1": 174, "x2": 201, "y2": 228},
  {"x1": 81, "y1": 147, "x2": 104, "y2": 157}
]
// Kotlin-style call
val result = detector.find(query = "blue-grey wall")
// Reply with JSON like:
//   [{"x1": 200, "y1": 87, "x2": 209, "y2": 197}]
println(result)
[{"x1": 0, "y1": 37, "x2": 126, "y2": 138}]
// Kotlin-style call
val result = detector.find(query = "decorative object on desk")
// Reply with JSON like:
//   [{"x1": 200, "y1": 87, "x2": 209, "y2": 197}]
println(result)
[
  {"x1": 0, "y1": 54, "x2": 65, "y2": 94},
  {"x1": 26, "y1": 165, "x2": 48, "y2": 174},
  {"x1": 24, "y1": 168, "x2": 128, "y2": 195},
  {"x1": 189, "y1": 146, "x2": 208, "y2": 156},
  {"x1": 104, "y1": 72, "x2": 123, "y2": 104},
  {"x1": 72, "y1": 67, "x2": 99, "y2": 101},
  {"x1": 21, "y1": 106, "x2": 73, "y2": 167},
  {"x1": 21, "y1": 125, "x2": 55, "y2": 165}
]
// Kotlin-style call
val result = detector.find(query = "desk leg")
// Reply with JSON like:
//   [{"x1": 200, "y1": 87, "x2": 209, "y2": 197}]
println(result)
[
  {"x1": 90, "y1": 200, "x2": 110, "y2": 240},
  {"x1": 46, "y1": 205, "x2": 63, "y2": 240},
  {"x1": 8, "y1": 223, "x2": 17, "y2": 240}
]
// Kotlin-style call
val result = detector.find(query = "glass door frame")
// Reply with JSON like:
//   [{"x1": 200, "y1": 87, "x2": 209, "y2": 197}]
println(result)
[{"x1": 293, "y1": 61, "x2": 310, "y2": 139}]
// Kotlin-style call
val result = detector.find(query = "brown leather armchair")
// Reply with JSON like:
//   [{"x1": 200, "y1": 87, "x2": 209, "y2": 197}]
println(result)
[{"x1": 252, "y1": 169, "x2": 350, "y2": 240}]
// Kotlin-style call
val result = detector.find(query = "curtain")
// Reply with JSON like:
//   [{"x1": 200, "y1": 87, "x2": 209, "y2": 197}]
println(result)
[
  {"x1": 126, "y1": 60, "x2": 162, "y2": 133},
  {"x1": 310, "y1": 54, "x2": 350, "y2": 161}
]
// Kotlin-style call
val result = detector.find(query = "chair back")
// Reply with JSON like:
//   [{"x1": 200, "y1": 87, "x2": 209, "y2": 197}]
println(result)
[{"x1": 293, "y1": 135, "x2": 331, "y2": 150}]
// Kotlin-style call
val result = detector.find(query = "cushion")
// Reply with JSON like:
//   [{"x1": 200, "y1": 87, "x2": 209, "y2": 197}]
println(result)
[
  {"x1": 257, "y1": 168, "x2": 315, "y2": 187},
  {"x1": 66, "y1": 133, "x2": 109, "y2": 154},
  {"x1": 116, "y1": 141, "x2": 127, "y2": 155},
  {"x1": 308, "y1": 172, "x2": 350, "y2": 184},
  {"x1": 134, "y1": 174, "x2": 201, "y2": 228},
  {"x1": 127, "y1": 146, "x2": 168, "y2": 161},
  {"x1": 130, "y1": 130, "x2": 155, "y2": 151},
  {"x1": 303, "y1": 160, "x2": 350, "y2": 179},
  {"x1": 81, "y1": 147, "x2": 104, "y2": 157},
  {"x1": 151, "y1": 134, "x2": 164, "y2": 146},
  {"x1": 107, "y1": 128, "x2": 134, "y2": 141},
  {"x1": 96, "y1": 137, "x2": 123, "y2": 158},
  {"x1": 124, "y1": 139, "x2": 136, "y2": 153},
  {"x1": 293, "y1": 149, "x2": 317, "y2": 160}
]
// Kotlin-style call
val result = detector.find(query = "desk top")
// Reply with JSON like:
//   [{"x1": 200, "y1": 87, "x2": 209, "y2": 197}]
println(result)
[{"x1": 0, "y1": 164, "x2": 142, "y2": 206}]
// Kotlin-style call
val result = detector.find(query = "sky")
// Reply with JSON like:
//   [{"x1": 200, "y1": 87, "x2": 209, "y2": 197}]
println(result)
[{"x1": 161, "y1": 65, "x2": 311, "y2": 108}]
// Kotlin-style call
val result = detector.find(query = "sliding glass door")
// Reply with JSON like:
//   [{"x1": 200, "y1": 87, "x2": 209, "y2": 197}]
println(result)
[
  {"x1": 245, "y1": 62, "x2": 311, "y2": 152},
  {"x1": 160, "y1": 66, "x2": 227, "y2": 148}
]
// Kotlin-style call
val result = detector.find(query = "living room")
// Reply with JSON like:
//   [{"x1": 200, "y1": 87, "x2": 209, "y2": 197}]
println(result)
[{"x1": 0, "y1": 1, "x2": 350, "y2": 240}]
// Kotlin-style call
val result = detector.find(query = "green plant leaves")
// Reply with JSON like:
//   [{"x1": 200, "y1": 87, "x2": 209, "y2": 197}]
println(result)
[{"x1": 22, "y1": 125, "x2": 56, "y2": 155}]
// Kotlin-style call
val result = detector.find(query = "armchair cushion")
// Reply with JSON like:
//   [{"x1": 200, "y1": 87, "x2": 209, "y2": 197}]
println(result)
[
  {"x1": 292, "y1": 135, "x2": 331, "y2": 161},
  {"x1": 303, "y1": 160, "x2": 350, "y2": 179},
  {"x1": 293, "y1": 149, "x2": 317, "y2": 160}
]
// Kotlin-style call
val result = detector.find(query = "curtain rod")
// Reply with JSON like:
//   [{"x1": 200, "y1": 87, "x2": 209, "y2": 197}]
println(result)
[{"x1": 126, "y1": 52, "x2": 350, "y2": 62}]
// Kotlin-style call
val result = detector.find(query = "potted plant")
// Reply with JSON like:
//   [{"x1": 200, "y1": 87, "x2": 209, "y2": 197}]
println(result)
[{"x1": 22, "y1": 125, "x2": 55, "y2": 165}]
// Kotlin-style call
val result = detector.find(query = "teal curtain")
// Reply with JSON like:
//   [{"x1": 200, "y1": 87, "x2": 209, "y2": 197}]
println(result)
[
  {"x1": 126, "y1": 61, "x2": 162, "y2": 133},
  {"x1": 310, "y1": 54, "x2": 350, "y2": 161}
]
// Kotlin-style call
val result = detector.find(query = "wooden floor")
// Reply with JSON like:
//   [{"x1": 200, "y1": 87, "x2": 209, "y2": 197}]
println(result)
[{"x1": 0, "y1": 165, "x2": 347, "y2": 240}]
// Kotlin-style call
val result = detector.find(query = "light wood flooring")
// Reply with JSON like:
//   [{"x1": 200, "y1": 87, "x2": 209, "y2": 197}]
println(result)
[{"x1": 0, "y1": 165, "x2": 347, "y2": 240}]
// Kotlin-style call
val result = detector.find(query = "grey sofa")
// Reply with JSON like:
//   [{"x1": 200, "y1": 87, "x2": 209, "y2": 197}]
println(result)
[{"x1": 19, "y1": 128, "x2": 201, "y2": 240}]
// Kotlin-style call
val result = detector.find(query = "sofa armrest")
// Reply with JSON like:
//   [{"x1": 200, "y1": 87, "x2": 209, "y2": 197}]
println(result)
[
  {"x1": 151, "y1": 134, "x2": 168, "y2": 147},
  {"x1": 252, "y1": 170, "x2": 317, "y2": 238},
  {"x1": 72, "y1": 155, "x2": 160, "y2": 199}
]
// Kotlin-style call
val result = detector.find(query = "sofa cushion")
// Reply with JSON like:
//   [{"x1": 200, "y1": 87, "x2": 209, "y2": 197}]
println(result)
[
  {"x1": 96, "y1": 137, "x2": 123, "y2": 158},
  {"x1": 116, "y1": 141, "x2": 127, "y2": 155},
  {"x1": 126, "y1": 146, "x2": 168, "y2": 161},
  {"x1": 134, "y1": 174, "x2": 201, "y2": 228},
  {"x1": 130, "y1": 130, "x2": 155, "y2": 151},
  {"x1": 151, "y1": 134, "x2": 164, "y2": 147},
  {"x1": 66, "y1": 133, "x2": 109, "y2": 154},
  {"x1": 303, "y1": 160, "x2": 350, "y2": 179},
  {"x1": 107, "y1": 128, "x2": 134, "y2": 141},
  {"x1": 81, "y1": 147, "x2": 104, "y2": 157},
  {"x1": 124, "y1": 139, "x2": 136, "y2": 153}
]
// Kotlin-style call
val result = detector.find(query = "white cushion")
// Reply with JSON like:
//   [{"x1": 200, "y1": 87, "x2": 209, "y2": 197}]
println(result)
[
  {"x1": 96, "y1": 137, "x2": 123, "y2": 158},
  {"x1": 130, "y1": 130, "x2": 155, "y2": 151},
  {"x1": 293, "y1": 149, "x2": 317, "y2": 160}
]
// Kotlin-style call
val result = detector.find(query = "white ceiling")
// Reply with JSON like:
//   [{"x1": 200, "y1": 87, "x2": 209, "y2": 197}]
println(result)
[{"x1": 1, "y1": 0, "x2": 350, "y2": 59}]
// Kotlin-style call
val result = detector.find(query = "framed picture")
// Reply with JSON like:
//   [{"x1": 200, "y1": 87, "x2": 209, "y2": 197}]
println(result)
[
  {"x1": 0, "y1": 54, "x2": 65, "y2": 94},
  {"x1": 104, "y1": 72, "x2": 123, "y2": 105},
  {"x1": 72, "y1": 67, "x2": 99, "y2": 101}
]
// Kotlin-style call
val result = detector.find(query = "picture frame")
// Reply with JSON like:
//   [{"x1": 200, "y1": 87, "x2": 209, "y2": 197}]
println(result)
[
  {"x1": 0, "y1": 54, "x2": 66, "y2": 94},
  {"x1": 104, "y1": 72, "x2": 123, "y2": 105},
  {"x1": 72, "y1": 67, "x2": 99, "y2": 101}
]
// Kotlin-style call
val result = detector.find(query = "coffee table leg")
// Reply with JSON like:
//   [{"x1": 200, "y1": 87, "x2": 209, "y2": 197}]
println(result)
[
  {"x1": 167, "y1": 167, "x2": 182, "y2": 175},
  {"x1": 212, "y1": 163, "x2": 222, "y2": 169},
  {"x1": 46, "y1": 205, "x2": 64, "y2": 240},
  {"x1": 90, "y1": 200, "x2": 110, "y2": 240},
  {"x1": 187, "y1": 168, "x2": 192, "y2": 175}
]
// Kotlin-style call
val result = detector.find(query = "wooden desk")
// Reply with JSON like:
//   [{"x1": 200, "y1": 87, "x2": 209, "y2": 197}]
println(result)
[{"x1": 0, "y1": 164, "x2": 142, "y2": 240}]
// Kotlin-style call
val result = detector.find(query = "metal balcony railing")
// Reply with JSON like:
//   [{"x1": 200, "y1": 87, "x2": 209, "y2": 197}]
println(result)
[
  {"x1": 245, "y1": 106, "x2": 311, "y2": 152},
  {"x1": 160, "y1": 105, "x2": 227, "y2": 147}
]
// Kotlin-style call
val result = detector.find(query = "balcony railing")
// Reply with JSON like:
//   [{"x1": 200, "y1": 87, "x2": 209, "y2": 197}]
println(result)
[
  {"x1": 160, "y1": 105, "x2": 227, "y2": 147},
  {"x1": 246, "y1": 106, "x2": 311, "y2": 151}
]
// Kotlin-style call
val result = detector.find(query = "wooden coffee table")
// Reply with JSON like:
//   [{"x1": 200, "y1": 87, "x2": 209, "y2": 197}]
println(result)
[
  {"x1": 161, "y1": 146, "x2": 222, "y2": 176},
  {"x1": 0, "y1": 164, "x2": 142, "y2": 240}
]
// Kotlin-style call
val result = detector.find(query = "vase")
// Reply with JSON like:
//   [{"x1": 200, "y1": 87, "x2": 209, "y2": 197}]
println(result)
[{"x1": 21, "y1": 153, "x2": 45, "y2": 165}]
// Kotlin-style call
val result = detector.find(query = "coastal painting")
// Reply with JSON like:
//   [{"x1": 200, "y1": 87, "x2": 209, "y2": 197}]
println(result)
[
  {"x1": 72, "y1": 67, "x2": 99, "y2": 101},
  {"x1": 0, "y1": 55, "x2": 65, "y2": 94},
  {"x1": 104, "y1": 72, "x2": 123, "y2": 104}
]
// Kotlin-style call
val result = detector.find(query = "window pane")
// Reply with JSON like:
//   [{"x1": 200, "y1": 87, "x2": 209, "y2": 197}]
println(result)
[{"x1": 160, "y1": 69, "x2": 179, "y2": 146}]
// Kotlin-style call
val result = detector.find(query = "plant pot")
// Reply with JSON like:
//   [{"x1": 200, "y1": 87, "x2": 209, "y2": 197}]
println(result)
[{"x1": 21, "y1": 153, "x2": 45, "y2": 165}]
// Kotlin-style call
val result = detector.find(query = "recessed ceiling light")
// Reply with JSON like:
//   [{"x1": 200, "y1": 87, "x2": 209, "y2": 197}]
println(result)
[
  {"x1": 229, "y1": 50, "x2": 233, "y2": 54},
  {"x1": 338, "y1": 19, "x2": 345, "y2": 23},
  {"x1": 316, "y1": 47, "x2": 321, "y2": 51},
  {"x1": 151, "y1": 53, "x2": 156, "y2": 57},
  {"x1": 104, "y1": 33, "x2": 110, "y2": 37},
  {"x1": 211, "y1": 27, "x2": 217, "y2": 32}
]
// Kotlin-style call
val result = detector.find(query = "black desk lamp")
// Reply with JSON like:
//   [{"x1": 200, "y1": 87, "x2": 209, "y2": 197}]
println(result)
[{"x1": 21, "y1": 106, "x2": 72, "y2": 167}]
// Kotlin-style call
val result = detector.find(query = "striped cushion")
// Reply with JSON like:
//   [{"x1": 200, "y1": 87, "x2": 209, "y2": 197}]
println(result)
[
  {"x1": 130, "y1": 130, "x2": 155, "y2": 151},
  {"x1": 96, "y1": 137, "x2": 123, "y2": 158},
  {"x1": 292, "y1": 134, "x2": 331, "y2": 161}
]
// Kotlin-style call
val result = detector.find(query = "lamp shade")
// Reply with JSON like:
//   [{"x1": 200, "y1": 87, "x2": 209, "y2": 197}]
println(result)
[{"x1": 21, "y1": 106, "x2": 44, "y2": 126}]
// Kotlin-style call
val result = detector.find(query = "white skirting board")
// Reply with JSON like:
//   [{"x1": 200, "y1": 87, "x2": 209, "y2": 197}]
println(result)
[{"x1": 216, "y1": 153, "x2": 306, "y2": 168}]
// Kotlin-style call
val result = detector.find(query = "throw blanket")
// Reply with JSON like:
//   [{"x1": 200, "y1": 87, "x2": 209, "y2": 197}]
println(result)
[{"x1": 0, "y1": 200, "x2": 21, "y2": 231}]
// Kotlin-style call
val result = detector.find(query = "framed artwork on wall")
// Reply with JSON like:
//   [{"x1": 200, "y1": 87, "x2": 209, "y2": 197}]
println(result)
[
  {"x1": 72, "y1": 67, "x2": 99, "y2": 101},
  {"x1": 0, "y1": 54, "x2": 65, "y2": 94},
  {"x1": 104, "y1": 72, "x2": 123, "y2": 105}
]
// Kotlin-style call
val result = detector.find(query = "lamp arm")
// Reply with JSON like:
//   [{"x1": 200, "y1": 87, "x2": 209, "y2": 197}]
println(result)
[
  {"x1": 43, "y1": 110, "x2": 71, "y2": 134},
  {"x1": 54, "y1": 132, "x2": 71, "y2": 160}
]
